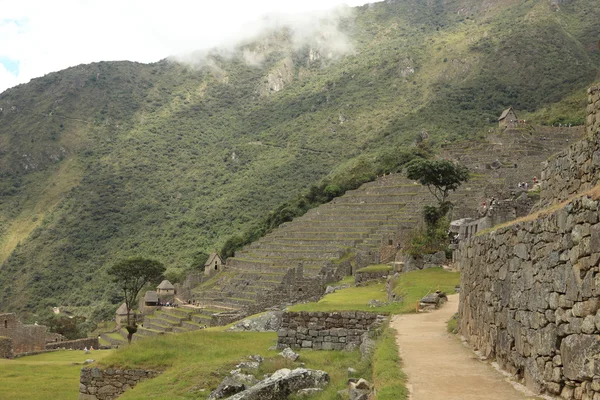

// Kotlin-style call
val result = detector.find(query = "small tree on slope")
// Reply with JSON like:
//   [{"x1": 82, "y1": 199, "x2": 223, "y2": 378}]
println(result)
[{"x1": 406, "y1": 158, "x2": 469, "y2": 234}]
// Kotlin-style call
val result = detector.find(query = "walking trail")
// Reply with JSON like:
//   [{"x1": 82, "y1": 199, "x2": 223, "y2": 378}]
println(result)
[{"x1": 391, "y1": 294, "x2": 537, "y2": 400}]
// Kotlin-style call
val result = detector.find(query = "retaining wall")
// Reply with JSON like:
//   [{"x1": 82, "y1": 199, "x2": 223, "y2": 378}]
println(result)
[
  {"x1": 79, "y1": 367, "x2": 160, "y2": 400},
  {"x1": 46, "y1": 337, "x2": 99, "y2": 350},
  {"x1": 457, "y1": 194, "x2": 600, "y2": 398},
  {"x1": 277, "y1": 311, "x2": 380, "y2": 350},
  {"x1": 355, "y1": 269, "x2": 391, "y2": 284},
  {"x1": 539, "y1": 84, "x2": 600, "y2": 206}
]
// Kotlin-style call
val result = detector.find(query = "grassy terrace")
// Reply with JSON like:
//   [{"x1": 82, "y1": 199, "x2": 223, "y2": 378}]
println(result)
[
  {"x1": 356, "y1": 264, "x2": 393, "y2": 273},
  {"x1": 98, "y1": 330, "x2": 369, "y2": 400},
  {"x1": 290, "y1": 268, "x2": 459, "y2": 314}
]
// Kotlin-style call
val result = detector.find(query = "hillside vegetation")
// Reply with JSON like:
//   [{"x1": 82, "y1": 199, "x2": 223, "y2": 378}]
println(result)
[{"x1": 0, "y1": 0, "x2": 598, "y2": 321}]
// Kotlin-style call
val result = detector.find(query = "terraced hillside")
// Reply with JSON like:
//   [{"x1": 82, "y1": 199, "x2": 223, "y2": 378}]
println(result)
[
  {"x1": 101, "y1": 305, "x2": 236, "y2": 343},
  {"x1": 191, "y1": 126, "x2": 584, "y2": 314}
]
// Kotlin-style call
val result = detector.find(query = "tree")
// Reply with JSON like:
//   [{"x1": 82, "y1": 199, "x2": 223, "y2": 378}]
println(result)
[
  {"x1": 406, "y1": 159, "x2": 469, "y2": 238},
  {"x1": 108, "y1": 257, "x2": 165, "y2": 343},
  {"x1": 405, "y1": 159, "x2": 470, "y2": 205}
]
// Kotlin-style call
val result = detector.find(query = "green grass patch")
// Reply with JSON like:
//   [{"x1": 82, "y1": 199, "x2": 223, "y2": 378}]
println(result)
[
  {"x1": 103, "y1": 331, "x2": 279, "y2": 399},
  {"x1": 392, "y1": 268, "x2": 461, "y2": 313},
  {"x1": 356, "y1": 264, "x2": 393, "y2": 273},
  {"x1": 372, "y1": 327, "x2": 408, "y2": 400},
  {"x1": 290, "y1": 268, "x2": 460, "y2": 314},
  {"x1": 447, "y1": 313, "x2": 458, "y2": 334},
  {"x1": 96, "y1": 329, "x2": 369, "y2": 400},
  {"x1": 288, "y1": 281, "x2": 390, "y2": 313},
  {"x1": 0, "y1": 350, "x2": 112, "y2": 400}
]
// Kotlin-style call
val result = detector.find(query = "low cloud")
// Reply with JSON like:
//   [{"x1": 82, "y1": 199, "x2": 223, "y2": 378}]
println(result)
[
  {"x1": 171, "y1": 6, "x2": 356, "y2": 68},
  {"x1": 0, "y1": 1, "x2": 381, "y2": 94}
]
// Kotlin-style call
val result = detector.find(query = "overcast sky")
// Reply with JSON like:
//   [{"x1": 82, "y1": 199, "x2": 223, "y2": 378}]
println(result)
[{"x1": 0, "y1": 0, "x2": 381, "y2": 94}]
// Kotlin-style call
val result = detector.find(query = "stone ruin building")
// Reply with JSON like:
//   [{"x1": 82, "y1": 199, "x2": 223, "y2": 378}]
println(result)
[
  {"x1": 0, "y1": 313, "x2": 46, "y2": 357},
  {"x1": 0, "y1": 312, "x2": 98, "y2": 358},
  {"x1": 498, "y1": 106, "x2": 518, "y2": 129},
  {"x1": 203, "y1": 252, "x2": 223, "y2": 276}
]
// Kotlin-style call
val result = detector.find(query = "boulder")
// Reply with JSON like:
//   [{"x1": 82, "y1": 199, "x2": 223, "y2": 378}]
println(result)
[
  {"x1": 208, "y1": 376, "x2": 248, "y2": 399},
  {"x1": 226, "y1": 368, "x2": 329, "y2": 400},
  {"x1": 296, "y1": 388, "x2": 323, "y2": 397},
  {"x1": 279, "y1": 347, "x2": 299, "y2": 361},
  {"x1": 228, "y1": 311, "x2": 283, "y2": 332},
  {"x1": 367, "y1": 299, "x2": 387, "y2": 308}
]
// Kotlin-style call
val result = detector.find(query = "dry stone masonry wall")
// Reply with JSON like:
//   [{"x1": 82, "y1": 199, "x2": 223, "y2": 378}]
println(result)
[
  {"x1": 277, "y1": 311, "x2": 380, "y2": 350},
  {"x1": 540, "y1": 84, "x2": 600, "y2": 206},
  {"x1": 0, "y1": 336, "x2": 13, "y2": 359},
  {"x1": 355, "y1": 269, "x2": 391, "y2": 284},
  {"x1": 457, "y1": 194, "x2": 600, "y2": 399},
  {"x1": 79, "y1": 367, "x2": 160, "y2": 400}
]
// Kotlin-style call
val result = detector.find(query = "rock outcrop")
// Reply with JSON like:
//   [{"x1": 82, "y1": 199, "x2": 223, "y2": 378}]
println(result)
[{"x1": 226, "y1": 368, "x2": 329, "y2": 400}]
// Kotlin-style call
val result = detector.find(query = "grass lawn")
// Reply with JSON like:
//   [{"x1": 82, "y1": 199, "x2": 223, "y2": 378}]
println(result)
[
  {"x1": 98, "y1": 330, "x2": 367, "y2": 400},
  {"x1": 290, "y1": 267, "x2": 460, "y2": 314},
  {"x1": 356, "y1": 264, "x2": 393, "y2": 273},
  {"x1": 0, "y1": 349, "x2": 112, "y2": 400},
  {"x1": 0, "y1": 269, "x2": 458, "y2": 399}
]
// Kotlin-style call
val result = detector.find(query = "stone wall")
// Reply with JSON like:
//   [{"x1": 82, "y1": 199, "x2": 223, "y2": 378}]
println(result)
[
  {"x1": 457, "y1": 194, "x2": 600, "y2": 398},
  {"x1": 587, "y1": 84, "x2": 600, "y2": 137},
  {"x1": 355, "y1": 269, "x2": 391, "y2": 284},
  {"x1": 46, "y1": 337, "x2": 99, "y2": 351},
  {"x1": 0, "y1": 336, "x2": 13, "y2": 359},
  {"x1": 0, "y1": 313, "x2": 47, "y2": 354},
  {"x1": 539, "y1": 84, "x2": 600, "y2": 206},
  {"x1": 277, "y1": 311, "x2": 380, "y2": 350},
  {"x1": 79, "y1": 367, "x2": 160, "y2": 400},
  {"x1": 248, "y1": 263, "x2": 339, "y2": 314}
]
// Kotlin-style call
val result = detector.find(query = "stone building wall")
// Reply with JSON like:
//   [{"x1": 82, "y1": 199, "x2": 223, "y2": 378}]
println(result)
[
  {"x1": 0, "y1": 336, "x2": 13, "y2": 359},
  {"x1": 79, "y1": 367, "x2": 160, "y2": 400},
  {"x1": 46, "y1": 337, "x2": 99, "y2": 351},
  {"x1": 457, "y1": 194, "x2": 600, "y2": 399},
  {"x1": 0, "y1": 313, "x2": 47, "y2": 354},
  {"x1": 277, "y1": 311, "x2": 379, "y2": 350},
  {"x1": 539, "y1": 84, "x2": 600, "y2": 206}
]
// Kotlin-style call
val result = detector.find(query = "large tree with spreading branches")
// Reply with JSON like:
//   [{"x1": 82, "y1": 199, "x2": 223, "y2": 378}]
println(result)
[{"x1": 108, "y1": 257, "x2": 165, "y2": 343}]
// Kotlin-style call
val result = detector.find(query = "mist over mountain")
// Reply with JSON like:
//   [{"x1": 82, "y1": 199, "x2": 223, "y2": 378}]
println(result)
[{"x1": 0, "y1": 0, "x2": 598, "y2": 321}]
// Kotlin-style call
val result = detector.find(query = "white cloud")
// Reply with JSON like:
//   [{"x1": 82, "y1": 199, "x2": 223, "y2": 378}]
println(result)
[{"x1": 0, "y1": 0, "x2": 381, "y2": 94}]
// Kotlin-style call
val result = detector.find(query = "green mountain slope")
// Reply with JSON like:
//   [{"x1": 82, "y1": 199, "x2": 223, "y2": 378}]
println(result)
[{"x1": 0, "y1": 0, "x2": 598, "y2": 320}]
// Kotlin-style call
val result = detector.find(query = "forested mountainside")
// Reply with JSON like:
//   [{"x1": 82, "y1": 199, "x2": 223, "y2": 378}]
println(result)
[{"x1": 0, "y1": 0, "x2": 598, "y2": 321}]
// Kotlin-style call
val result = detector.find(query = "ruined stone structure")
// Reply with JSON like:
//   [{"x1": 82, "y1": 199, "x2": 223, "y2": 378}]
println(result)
[
  {"x1": 456, "y1": 84, "x2": 600, "y2": 399},
  {"x1": 0, "y1": 313, "x2": 46, "y2": 355},
  {"x1": 79, "y1": 367, "x2": 160, "y2": 400},
  {"x1": 498, "y1": 106, "x2": 518, "y2": 129},
  {"x1": 539, "y1": 84, "x2": 600, "y2": 206},
  {"x1": 204, "y1": 253, "x2": 224, "y2": 276},
  {"x1": 355, "y1": 267, "x2": 392, "y2": 284},
  {"x1": 277, "y1": 311, "x2": 381, "y2": 350}
]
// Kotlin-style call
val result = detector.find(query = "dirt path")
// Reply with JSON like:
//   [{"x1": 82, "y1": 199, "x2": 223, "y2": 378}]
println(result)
[{"x1": 391, "y1": 294, "x2": 534, "y2": 400}]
